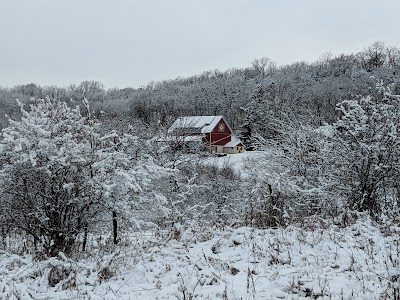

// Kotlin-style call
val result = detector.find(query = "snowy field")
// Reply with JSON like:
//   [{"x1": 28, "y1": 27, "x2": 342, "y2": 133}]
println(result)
[
  {"x1": 204, "y1": 151, "x2": 265, "y2": 177},
  {"x1": 1, "y1": 217, "x2": 399, "y2": 299}
]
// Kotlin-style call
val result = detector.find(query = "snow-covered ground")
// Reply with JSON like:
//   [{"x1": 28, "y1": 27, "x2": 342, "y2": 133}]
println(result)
[
  {"x1": 204, "y1": 151, "x2": 265, "y2": 177},
  {"x1": 1, "y1": 218, "x2": 399, "y2": 299}
]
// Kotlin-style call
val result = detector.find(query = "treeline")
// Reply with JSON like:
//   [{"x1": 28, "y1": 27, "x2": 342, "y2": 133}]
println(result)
[{"x1": 1, "y1": 42, "x2": 400, "y2": 136}]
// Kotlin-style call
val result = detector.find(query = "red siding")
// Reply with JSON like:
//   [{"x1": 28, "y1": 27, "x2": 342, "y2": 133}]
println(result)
[{"x1": 204, "y1": 118, "x2": 231, "y2": 146}]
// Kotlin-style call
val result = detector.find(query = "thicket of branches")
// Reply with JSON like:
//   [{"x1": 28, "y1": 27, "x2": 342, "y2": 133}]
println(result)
[{"x1": 0, "y1": 42, "x2": 400, "y2": 258}]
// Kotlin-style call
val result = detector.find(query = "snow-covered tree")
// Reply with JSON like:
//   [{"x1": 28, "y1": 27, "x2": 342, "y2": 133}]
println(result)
[
  {"x1": 0, "y1": 98, "x2": 102, "y2": 255},
  {"x1": 98, "y1": 130, "x2": 171, "y2": 244},
  {"x1": 0, "y1": 98, "x2": 169, "y2": 256},
  {"x1": 332, "y1": 84, "x2": 400, "y2": 215}
]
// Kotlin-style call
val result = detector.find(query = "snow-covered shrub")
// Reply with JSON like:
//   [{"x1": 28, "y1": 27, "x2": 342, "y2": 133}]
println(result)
[
  {"x1": 0, "y1": 98, "x2": 170, "y2": 256},
  {"x1": 0, "y1": 98, "x2": 105, "y2": 256},
  {"x1": 162, "y1": 159, "x2": 246, "y2": 229},
  {"x1": 332, "y1": 84, "x2": 400, "y2": 217},
  {"x1": 244, "y1": 84, "x2": 400, "y2": 226},
  {"x1": 243, "y1": 126, "x2": 340, "y2": 227}
]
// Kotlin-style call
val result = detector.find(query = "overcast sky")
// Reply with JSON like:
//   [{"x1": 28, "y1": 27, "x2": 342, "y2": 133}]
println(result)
[{"x1": 0, "y1": 0, "x2": 399, "y2": 89}]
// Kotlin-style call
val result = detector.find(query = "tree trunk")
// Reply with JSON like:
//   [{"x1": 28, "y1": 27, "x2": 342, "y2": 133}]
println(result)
[
  {"x1": 1, "y1": 226, "x2": 5, "y2": 249},
  {"x1": 82, "y1": 222, "x2": 88, "y2": 252},
  {"x1": 113, "y1": 210, "x2": 118, "y2": 244},
  {"x1": 49, "y1": 233, "x2": 66, "y2": 257}
]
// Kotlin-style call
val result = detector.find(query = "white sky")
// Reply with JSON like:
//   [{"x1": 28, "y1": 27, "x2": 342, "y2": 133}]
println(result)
[{"x1": 0, "y1": 0, "x2": 399, "y2": 89}]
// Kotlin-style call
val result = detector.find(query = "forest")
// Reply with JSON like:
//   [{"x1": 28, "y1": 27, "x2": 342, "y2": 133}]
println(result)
[{"x1": 0, "y1": 42, "x2": 399, "y2": 299}]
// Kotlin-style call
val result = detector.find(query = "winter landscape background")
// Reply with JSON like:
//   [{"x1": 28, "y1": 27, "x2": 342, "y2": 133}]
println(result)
[{"x1": 0, "y1": 41, "x2": 399, "y2": 299}]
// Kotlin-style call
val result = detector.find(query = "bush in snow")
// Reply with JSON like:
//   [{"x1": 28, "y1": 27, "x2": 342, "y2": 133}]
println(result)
[
  {"x1": 332, "y1": 84, "x2": 400, "y2": 217},
  {"x1": 0, "y1": 98, "x2": 170, "y2": 257}
]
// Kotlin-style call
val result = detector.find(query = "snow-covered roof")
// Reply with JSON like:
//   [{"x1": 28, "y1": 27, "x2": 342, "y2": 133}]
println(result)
[
  {"x1": 182, "y1": 136, "x2": 203, "y2": 142},
  {"x1": 224, "y1": 140, "x2": 244, "y2": 148},
  {"x1": 168, "y1": 116, "x2": 224, "y2": 134},
  {"x1": 160, "y1": 135, "x2": 203, "y2": 142}
]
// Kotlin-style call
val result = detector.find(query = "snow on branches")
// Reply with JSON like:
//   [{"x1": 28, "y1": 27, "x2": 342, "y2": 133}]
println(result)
[
  {"x1": 0, "y1": 97, "x2": 170, "y2": 257},
  {"x1": 333, "y1": 85, "x2": 400, "y2": 215}
]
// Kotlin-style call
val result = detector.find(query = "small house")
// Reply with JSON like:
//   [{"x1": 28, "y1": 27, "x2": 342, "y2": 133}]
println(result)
[{"x1": 223, "y1": 140, "x2": 245, "y2": 154}]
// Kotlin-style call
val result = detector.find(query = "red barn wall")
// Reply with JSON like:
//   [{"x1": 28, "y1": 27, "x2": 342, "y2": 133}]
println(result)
[{"x1": 204, "y1": 118, "x2": 232, "y2": 146}]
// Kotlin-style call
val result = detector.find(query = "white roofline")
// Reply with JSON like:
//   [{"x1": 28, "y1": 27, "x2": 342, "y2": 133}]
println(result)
[
  {"x1": 168, "y1": 115, "x2": 232, "y2": 134},
  {"x1": 223, "y1": 140, "x2": 244, "y2": 147}
]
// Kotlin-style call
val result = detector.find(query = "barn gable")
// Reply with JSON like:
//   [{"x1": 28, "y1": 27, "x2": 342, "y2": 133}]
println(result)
[{"x1": 204, "y1": 116, "x2": 232, "y2": 146}]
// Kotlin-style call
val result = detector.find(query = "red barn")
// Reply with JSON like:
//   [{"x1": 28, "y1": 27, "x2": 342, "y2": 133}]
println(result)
[{"x1": 168, "y1": 115, "x2": 245, "y2": 153}]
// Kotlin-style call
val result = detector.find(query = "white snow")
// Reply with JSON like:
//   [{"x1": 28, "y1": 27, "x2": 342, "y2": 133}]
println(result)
[
  {"x1": 1, "y1": 218, "x2": 397, "y2": 299},
  {"x1": 168, "y1": 116, "x2": 223, "y2": 134},
  {"x1": 223, "y1": 140, "x2": 243, "y2": 148},
  {"x1": 204, "y1": 150, "x2": 265, "y2": 176}
]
